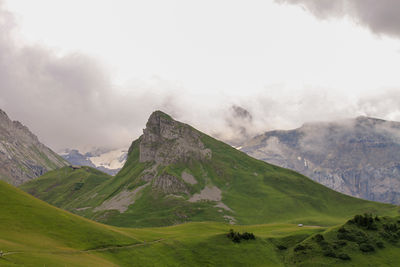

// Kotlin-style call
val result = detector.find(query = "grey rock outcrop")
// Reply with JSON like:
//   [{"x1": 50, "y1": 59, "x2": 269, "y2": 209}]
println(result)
[
  {"x1": 140, "y1": 111, "x2": 212, "y2": 165},
  {"x1": 241, "y1": 116, "x2": 400, "y2": 204},
  {"x1": 128, "y1": 111, "x2": 212, "y2": 195},
  {"x1": 0, "y1": 109, "x2": 68, "y2": 185}
]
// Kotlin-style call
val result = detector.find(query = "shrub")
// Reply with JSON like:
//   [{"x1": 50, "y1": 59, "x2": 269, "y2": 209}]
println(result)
[
  {"x1": 376, "y1": 241, "x2": 384, "y2": 248},
  {"x1": 359, "y1": 243, "x2": 375, "y2": 252},
  {"x1": 294, "y1": 244, "x2": 306, "y2": 252},
  {"x1": 277, "y1": 245, "x2": 287, "y2": 250},
  {"x1": 337, "y1": 253, "x2": 351, "y2": 261},
  {"x1": 314, "y1": 234, "x2": 324, "y2": 242},
  {"x1": 338, "y1": 229, "x2": 368, "y2": 244},
  {"x1": 384, "y1": 223, "x2": 398, "y2": 232},
  {"x1": 349, "y1": 214, "x2": 379, "y2": 230},
  {"x1": 73, "y1": 183, "x2": 84, "y2": 191},
  {"x1": 227, "y1": 229, "x2": 255, "y2": 243},
  {"x1": 323, "y1": 250, "x2": 336, "y2": 258},
  {"x1": 334, "y1": 240, "x2": 347, "y2": 247}
]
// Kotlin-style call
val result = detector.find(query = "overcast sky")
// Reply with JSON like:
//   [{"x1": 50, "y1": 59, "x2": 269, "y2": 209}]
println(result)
[{"x1": 1, "y1": 0, "x2": 400, "y2": 151}]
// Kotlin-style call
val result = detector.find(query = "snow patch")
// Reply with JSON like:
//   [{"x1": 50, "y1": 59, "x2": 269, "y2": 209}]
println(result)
[{"x1": 89, "y1": 148, "x2": 128, "y2": 169}]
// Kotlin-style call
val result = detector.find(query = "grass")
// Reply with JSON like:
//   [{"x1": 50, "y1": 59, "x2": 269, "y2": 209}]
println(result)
[{"x1": 5, "y1": 179, "x2": 400, "y2": 266}]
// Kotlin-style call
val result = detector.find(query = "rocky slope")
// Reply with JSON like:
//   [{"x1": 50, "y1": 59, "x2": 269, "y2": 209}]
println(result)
[
  {"x1": 241, "y1": 116, "x2": 400, "y2": 204},
  {"x1": 0, "y1": 109, "x2": 68, "y2": 185},
  {"x1": 60, "y1": 148, "x2": 127, "y2": 175},
  {"x1": 21, "y1": 111, "x2": 397, "y2": 228}
]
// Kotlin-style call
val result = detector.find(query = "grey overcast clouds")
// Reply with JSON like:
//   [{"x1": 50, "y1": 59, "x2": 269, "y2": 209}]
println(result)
[{"x1": 1, "y1": 0, "x2": 400, "y2": 151}]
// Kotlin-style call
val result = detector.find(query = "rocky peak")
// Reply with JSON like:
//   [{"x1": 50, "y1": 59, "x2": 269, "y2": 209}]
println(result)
[
  {"x1": 139, "y1": 111, "x2": 212, "y2": 164},
  {"x1": 0, "y1": 108, "x2": 68, "y2": 185},
  {"x1": 0, "y1": 109, "x2": 40, "y2": 144},
  {"x1": 0, "y1": 109, "x2": 9, "y2": 120}
]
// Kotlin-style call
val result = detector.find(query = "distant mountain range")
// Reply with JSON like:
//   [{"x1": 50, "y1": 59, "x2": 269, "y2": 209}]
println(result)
[
  {"x1": 20, "y1": 111, "x2": 394, "y2": 228},
  {"x1": 0, "y1": 109, "x2": 68, "y2": 185},
  {"x1": 60, "y1": 147, "x2": 128, "y2": 175},
  {"x1": 241, "y1": 116, "x2": 400, "y2": 204}
]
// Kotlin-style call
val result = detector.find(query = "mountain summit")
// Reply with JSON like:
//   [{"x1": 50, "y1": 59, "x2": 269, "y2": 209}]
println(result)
[
  {"x1": 139, "y1": 111, "x2": 211, "y2": 164},
  {"x1": 22, "y1": 111, "x2": 398, "y2": 227},
  {"x1": 0, "y1": 109, "x2": 67, "y2": 185}
]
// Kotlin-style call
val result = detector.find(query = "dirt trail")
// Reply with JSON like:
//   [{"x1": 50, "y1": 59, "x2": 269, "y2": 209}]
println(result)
[
  {"x1": 0, "y1": 238, "x2": 165, "y2": 257},
  {"x1": 83, "y1": 238, "x2": 165, "y2": 253}
]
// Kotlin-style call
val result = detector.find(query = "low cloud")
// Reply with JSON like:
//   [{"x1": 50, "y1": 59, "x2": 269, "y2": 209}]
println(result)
[
  {"x1": 1, "y1": 1, "x2": 400, "y2": 151},
  {"x1": 276, "y1": 0, "x2": 400, "y2": 38}
]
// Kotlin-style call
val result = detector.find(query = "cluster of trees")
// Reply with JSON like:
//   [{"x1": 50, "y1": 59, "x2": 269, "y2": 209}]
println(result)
[
  {"x1": 227, "y1": 229, "x2": 255, "y2": 243},
  {"x1": 348, "y1": 213, "x2": 378, "y2": 230}
]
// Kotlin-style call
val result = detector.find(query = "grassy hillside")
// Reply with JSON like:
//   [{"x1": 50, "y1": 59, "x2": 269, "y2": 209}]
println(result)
[
  {"x1": 21, "y1": 111, "x2": 399, "y2": 228},
  {"x1": 4, "y1": 179, "x2": 400, "y2": 266},
  {"x1": 0, "y1": 179, "x2": 138, "y2": 266}
]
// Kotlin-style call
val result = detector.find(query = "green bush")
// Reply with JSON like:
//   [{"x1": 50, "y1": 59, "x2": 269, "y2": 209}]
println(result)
[
  {"x1": 349, "y1": 214, "x2": 377, "y2": 230},
  {"x1": 277, "y1": 245, "x2": 287, "y2": 250},
  {"x1": 294, "y1": 244, "x2": 306, "y2": 252},
  {"x1": 314, "y1": 234, "x2": 324, "y2": 242},
  {"x1": 334, "y1": 240, "x2": 347, "y2": 247},
  {"x1": 337, "y1": 253, "x2": 351, "y2": 260},
  {"x1": 359, "y1": 243, "x2": 375, "y2": 252},
  {"x1": 323, "y1": 249, "x2": 336, "y2": 258},
  {"x1": 73, "y1": 183, "x2": 84, "y2": 191},
  {"x1": 227, "y1": 229, "x2": 255, "y2": 243},
  {"x1": 376, "y1": 241, "x2": 384, "y2": 248}
]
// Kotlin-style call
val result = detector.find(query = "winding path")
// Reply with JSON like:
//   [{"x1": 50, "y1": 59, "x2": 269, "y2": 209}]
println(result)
[{"x1": 0, "y1": 238, "x2": 165, "y2": 257}]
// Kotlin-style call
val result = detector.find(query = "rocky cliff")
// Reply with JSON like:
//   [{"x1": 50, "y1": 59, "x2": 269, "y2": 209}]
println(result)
[
  {"x1": 241, "y1": 116, "x2": 400, "y2": 204},
  {"x1": 139, "y1": 111, "x2": 212, "y2": 164},
  {"x1": 0, "y1": 109, "x2": 68, "y2": 185}
]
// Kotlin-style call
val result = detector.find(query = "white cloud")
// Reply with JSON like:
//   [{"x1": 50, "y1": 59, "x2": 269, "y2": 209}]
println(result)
[{"x1": 1, "y1": 0, "x2": 400, "y2": 151}]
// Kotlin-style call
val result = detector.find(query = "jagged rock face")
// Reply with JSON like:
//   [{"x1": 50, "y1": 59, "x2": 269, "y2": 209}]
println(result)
[
  {"x1": 241, "y1": 116, "x2": 400, "y2": 204},
  {"x1": 152, "y1": 174, "x2": 190, "y2": 194},
  {"x1": 0, "y1": 109, "x2": 68, "y2": 185},
  {"x1": 140, "y1": 111, "x2": 212, "y2": 165}
]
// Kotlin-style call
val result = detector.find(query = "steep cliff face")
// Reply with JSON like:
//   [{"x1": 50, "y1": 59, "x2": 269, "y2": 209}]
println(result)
[
  {"x1": 0, "y1": 109, "x2": 68, "y2": 185},
  {"x1": 242, "y1": 116, "x2": 400, "y2": 204}
]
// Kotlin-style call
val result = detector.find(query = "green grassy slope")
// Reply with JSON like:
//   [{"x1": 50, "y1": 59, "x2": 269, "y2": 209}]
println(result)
[
  {"x1": 284, "y1": 214, "x2": 400, "y2": 266},
  {"x1": 21, "y1": 166, "x2": 111, "y2": 210},
  {"x1": 21, "y1": 111, "x2": 400, "y2": 228},
  {"x1": 0, "y1": 180, "x2": 138, "y2": 266},
  {"x1": 4, "y1": 179, "x2": 400, "y2": 266}
]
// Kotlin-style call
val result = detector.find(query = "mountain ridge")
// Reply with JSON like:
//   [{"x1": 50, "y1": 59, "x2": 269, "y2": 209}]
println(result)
[
  {"x1": 241, "y1": 116, "x2": 400, "y2": 204},
  {"x1": 0, "y1": 108, "x2": 68, "y2": 185},
  {"x1": 21, "y1": 111, "x2": 399, "y2": 228}
]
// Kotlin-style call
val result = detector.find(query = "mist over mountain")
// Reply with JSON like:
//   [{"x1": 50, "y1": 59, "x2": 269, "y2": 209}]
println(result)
[{"x1": 242, "y1": 116, "x2": 400, "y2": 204}]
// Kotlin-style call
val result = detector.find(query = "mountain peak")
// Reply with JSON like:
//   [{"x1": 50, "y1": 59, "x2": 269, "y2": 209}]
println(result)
[
  {"x1": 149, "y1": 110, "x2": 173, "y2": 121},
  {"x1": 139, "y1": 111, "x2": 211, "y2": 164},
  {"x1": 0, "y1": 108, "x2": 9, "y2": 120}
]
